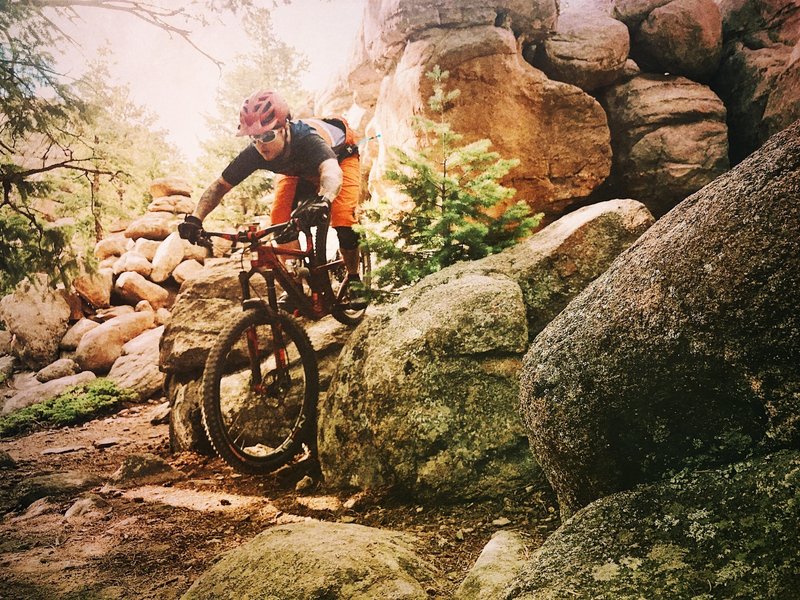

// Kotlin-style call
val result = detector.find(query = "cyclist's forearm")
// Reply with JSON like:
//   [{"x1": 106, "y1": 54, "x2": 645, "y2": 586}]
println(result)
[
  {"x1": 193, "y1": 178, "x2": 232, "y2": 220},
  {"x1": 318, "y1": 158, "x2": 343, "y2": 202}
]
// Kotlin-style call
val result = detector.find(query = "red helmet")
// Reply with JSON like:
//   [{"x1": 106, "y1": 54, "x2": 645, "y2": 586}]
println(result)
[{"x1": 236, "y1": 90, "x2": 290, "y2": 137}]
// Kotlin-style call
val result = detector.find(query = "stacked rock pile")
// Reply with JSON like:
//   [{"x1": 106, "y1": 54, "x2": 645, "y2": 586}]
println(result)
[{"x1": 0, "y1": 177, "x2": 208, "y2": 416}]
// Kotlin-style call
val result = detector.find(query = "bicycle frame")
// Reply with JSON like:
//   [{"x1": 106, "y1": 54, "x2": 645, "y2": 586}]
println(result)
[{"x1": 205, "y1": 221, "x2": 345, "y2": 321}]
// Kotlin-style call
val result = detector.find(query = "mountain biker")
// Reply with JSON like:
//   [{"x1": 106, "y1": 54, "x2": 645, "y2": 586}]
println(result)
[{"x1": 178, "y1": 89, "x2": 365, "y2": 306}]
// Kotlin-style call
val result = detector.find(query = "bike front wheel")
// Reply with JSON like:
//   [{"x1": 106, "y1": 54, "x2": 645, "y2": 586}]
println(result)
[{"x1": 201, "y1": 308, "x2": 319, "y2": 474}]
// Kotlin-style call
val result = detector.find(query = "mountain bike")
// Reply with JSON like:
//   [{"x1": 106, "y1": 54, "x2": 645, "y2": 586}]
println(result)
[{"x1": 193, "y1": 208, "x2": 370, "y2": 474}]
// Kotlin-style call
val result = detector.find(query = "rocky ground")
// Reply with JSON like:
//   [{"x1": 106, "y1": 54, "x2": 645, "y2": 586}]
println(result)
[{"x1": 0, "y1": 397, "x2": 559, "y2": 599}]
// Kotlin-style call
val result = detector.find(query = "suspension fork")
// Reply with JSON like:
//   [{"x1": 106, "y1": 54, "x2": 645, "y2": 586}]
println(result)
[{"x1": 238, "y1": 270, "x2": 289, "y2": 390}]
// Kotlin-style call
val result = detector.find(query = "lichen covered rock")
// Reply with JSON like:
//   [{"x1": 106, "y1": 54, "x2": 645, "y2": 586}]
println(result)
[
  {"x1": 183, "y1": 520, "x2": 436, "y2": 600},
  {"x1": 320, "y1": 200, "x2": 652, "y2": 501},
  {"x1": 519, "y1": 120, "x2": 800, "y2": 516},
  {"x1": 504, "y1": 451, "x2": 800, "y2": 599}
]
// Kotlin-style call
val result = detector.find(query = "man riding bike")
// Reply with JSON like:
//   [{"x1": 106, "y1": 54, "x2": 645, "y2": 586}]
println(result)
[{"x1": 179, "y1": 89, "x2": 366, "y2": 306}]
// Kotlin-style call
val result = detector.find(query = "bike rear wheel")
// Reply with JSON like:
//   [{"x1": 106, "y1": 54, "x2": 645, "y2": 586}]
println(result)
[
  {"x1": 330, "y1": 248, "x2": 371, "y2": 326},
  {"x1": 315, "y1": 224, "x2": 372, "y2": 326},
  {"x1": 201, "y1": 308, "x2": 319, "y2": 474}
]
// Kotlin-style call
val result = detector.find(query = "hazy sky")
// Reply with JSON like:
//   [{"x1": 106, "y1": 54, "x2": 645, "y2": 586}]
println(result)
[{"x1": 50, "y1": 0, "x2": 366, "y2": 160}]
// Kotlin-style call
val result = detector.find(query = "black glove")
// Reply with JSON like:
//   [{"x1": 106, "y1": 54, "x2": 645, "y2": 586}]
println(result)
[
  {"x1": 178, "y1": 215, "x2": 203, "y2": 244},
  {"x1": 301, "y1": 197, "x2": 331, "y2": 227}
]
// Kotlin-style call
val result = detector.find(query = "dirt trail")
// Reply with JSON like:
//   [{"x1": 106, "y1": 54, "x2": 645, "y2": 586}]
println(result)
[{"x1": 0, "y1": 399, "x2": 558, "y2": 599}]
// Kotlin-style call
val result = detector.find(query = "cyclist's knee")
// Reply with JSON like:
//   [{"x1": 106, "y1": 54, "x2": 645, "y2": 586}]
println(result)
[{"x1": 334, "y1": 226, "x2": 360, "y2": 250}]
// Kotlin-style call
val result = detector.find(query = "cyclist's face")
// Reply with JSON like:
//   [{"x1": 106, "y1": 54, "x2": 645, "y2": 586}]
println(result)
[{"x1": 252, "y1": 126, "x2": 287, "y2": 160}]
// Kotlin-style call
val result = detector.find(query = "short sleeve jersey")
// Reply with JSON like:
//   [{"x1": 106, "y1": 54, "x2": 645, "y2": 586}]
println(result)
[{"x1": 220, "y1": 120, "x2": 336, "y2": 187}]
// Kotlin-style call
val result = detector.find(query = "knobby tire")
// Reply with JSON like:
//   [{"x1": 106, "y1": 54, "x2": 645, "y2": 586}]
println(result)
[
  {"x1": 201, "y1": 308, "x2": 319, "y2": 474},
  {"x1": 314, "y1": 224, "x2": 371, "y2": 327}
]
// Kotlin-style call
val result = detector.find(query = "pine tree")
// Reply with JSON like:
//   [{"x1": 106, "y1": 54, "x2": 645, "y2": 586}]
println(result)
[{"x1": 364, "y1": 66, "x2": 541, "y2": 290}]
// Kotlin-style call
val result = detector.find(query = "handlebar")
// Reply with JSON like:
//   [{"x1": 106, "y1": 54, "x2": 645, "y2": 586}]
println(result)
[
  {"x1": 194, "y1": 196, "x2": 328, "y2": 249},
  {"x1": 199, "y1": 220, "x2": 291, "y2": 246}
]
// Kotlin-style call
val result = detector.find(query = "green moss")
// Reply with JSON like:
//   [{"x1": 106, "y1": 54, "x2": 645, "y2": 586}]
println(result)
[{"x1": 0, "y1": 378, "x2": 134, "y2": 437}]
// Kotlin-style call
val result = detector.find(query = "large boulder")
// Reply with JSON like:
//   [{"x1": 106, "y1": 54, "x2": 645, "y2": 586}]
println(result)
[
  {"x1": 147, "y1": 195, "x2": 195, "y2": 215},
  {"x1": 115, "y1": 271, "x2": 169, "y2": 310},
  {"x1": 172, "y1": 259, "x2": 204, "y2": 285},
  {"x1": 75, "y1": 311, "x2": 156, "y2": 373},
  {"x1": 632, "y1": 0, "x2": 723, "y2": 81},
  {"x1": 72, "y1": 268, "x2": 113, "y2": 308},
  {"x1": 93, "y1": 236, "x2": 127, "y2": 261},
  {"x1": 374, "y1": 25, "x2": 612, "y2": 222},
  {"x1": 530, "y1": 11, "x2": 630, "y2": 92},
  {"x1": 762, "y1": 44, "x2": 800, "y2": 138},
  {"x1": 320, "y1": 200, "x2": 653, "y2": 501},
  {"x1": 133, "y1": 238, "x2": 161, "y2": 262},
  {"x1": 519, "y1": 121, "x2": 800, "y2": 516},
  {"x1": 60, "y1": 318, "x2": 101, "y2": 351},
  {"x1": 0, "y1": 274, "x2": 71, "y2": 369},
  {"x1": 718, "y1": 0, "x2": 800, "y2": 47},
  {"x1": 612, "y1": 0, "x2": 673, "y2": 27},
  {"x1": 112, "y1": 252, "x2": 153, "y2": 278},
  {"x1": 455, "y1": 531, "x2": 530, "y2": 600},
  {"x1": 600, "y1": 74, "x2": 729, "y2": 216},
  {"x1": 149, "y1": 176, "x2": 192, "y2": 198},
  {"x1": 150, "y1": 232, "x2": 185, "y2": 283},
  {"x1": 107, "y1": 326, "x2": 165, "y2": 402},
  {"x1": 159, "y1": 258, "x2": 245, "y2": 375},
  {"x1": 182, "y1": 520, "x2": 436, "y2": 600},
  {"x1": 124, "y1": 213, "x2": 178, "y2": 241},
  {"x1": 35, "y1": 358, "x2": 79, "y2": 383},
  {"x1": 361, "y1": 0, "x2": 558, "y2": 71},
  {"x1": 504, "y1": 451, "x2": 800, "y2": 599}
]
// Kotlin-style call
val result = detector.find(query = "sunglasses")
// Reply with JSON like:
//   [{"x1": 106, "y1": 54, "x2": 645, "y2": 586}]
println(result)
[{"x1": 251, "y1": 129, "x2": 281, "y2": 144}]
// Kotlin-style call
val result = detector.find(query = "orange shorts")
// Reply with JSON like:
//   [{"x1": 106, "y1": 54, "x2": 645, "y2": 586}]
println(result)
[{"x1": 270, "y1": 155, "x2": 361, "y2": 228}]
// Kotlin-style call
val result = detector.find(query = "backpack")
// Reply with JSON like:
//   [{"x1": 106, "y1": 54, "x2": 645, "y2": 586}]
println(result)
[{"x1": 301, "y1": 116, "x2": 360, "y2": 161}]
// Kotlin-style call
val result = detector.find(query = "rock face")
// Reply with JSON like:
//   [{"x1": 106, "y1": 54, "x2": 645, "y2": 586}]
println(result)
[
  {"x1": 531, "y1": 11, "x2": 630, "y2": 92},
  {"x1": 321, "y1": 0, "x2": 800, "y2": 229},
  {"x1": 319, "y1": 200, "x2": 653, "y2": 501},
  {"x1": 712, "y1": 0, "x2": 800, "y2": 162},
  {"x1": 182, "y1": 520, "x2": 436, "y2": 600},
  {"x1": 600, "y1": 74, "x2": 729, "y2": 216},
  {"x1": 504, "y1": 451, "x2": 800, "y2": 599},
  {"x1": 0, "y1": 274, "x2": 71, "y2": 369},
  {"x1": 374, "y1": 25, "x2": 612, "y2": 222},
  {"x1": 519, "y1": 121, "x2": 800, "y2": 516},
  {"x1": 361, "y1": 0, "x2": 558, "y2": 71},
  {"x1": 632, "y1": 0, "x2": 723, "y2": 81}
]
